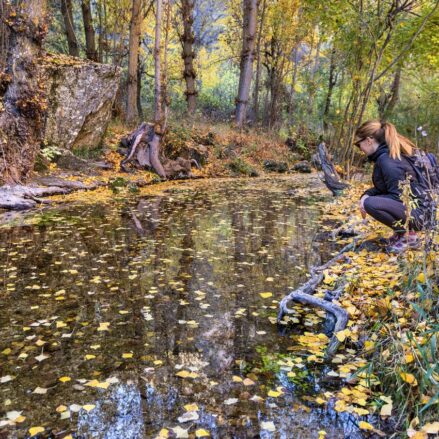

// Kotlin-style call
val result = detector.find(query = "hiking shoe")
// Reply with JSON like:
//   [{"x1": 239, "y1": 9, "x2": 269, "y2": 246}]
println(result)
[
  {"x1": 388, "y1": 232, "x2": 421, "y2": 253},
  {"x1": 383, "y1": 232, "x2": 404, "y2": 246}
]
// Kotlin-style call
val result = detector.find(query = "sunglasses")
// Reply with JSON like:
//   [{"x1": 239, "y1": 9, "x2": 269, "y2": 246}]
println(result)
[{"x1": 354, "y1": 138, "x2": 365, "y2": 148}]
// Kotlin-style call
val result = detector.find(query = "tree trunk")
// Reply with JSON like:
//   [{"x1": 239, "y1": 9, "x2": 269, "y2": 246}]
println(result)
[
  {"x1": 137, "y1": 55, "x2": 144, "y2": 119},
  {"x1": 323, "y1": 46, "x2": 337, "y2": 131},
  {"x1": 235, "y1": 0, "x2": 257, "y2": 128},
  {"x1": 252, "y1": 0, "x2": 266, "y2": 123},
  {"x1": 377, "y1": 64, "x2": 402, "y2": 119},
  {"x1": 81, "y1": 0, "x2": 98, "y2": 62},
  {"x1": 126, "y1": 0, "x2": 142, "y2": 125},
  {"x1": 288, "y1": 45, "x2": 299, "y2": 124},
  {"x1": 60, "y1": 0, "x2": 79, "y2": 57},
  {"x1": 0, "y1": 0, "x2": 48, "y2": 184},
  {"x1": 150, "y1": 0, "x2": 166, "y2": 178},
  {"x1": 180, "y1": 0, "x2": 197, "y2": 114}
]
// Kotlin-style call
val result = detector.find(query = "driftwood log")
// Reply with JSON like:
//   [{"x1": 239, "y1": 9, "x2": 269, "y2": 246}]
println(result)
[
  {"x1": 278, "y1": 241, "x2": 355, "y2": 360},
  {"x1": 120, "y1": 123, "x2": 200, "y2": 179},
  {"x1": 0, "y1": 178, "x2": 102, "y2": 210},
  {"x1": 312, "y1": 143, "x2": 349, "y2": 196}
]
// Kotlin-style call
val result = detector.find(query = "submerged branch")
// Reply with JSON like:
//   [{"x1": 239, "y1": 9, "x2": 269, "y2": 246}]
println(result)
[{"x1": 278, "y1": 241, "x2": 356, "y2": 359}]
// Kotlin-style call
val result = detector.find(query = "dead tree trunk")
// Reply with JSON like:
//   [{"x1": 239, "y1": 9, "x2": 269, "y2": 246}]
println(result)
[
  {"x1": 0, "y1": 0, "x2": 48, "y2": 184},
  {"x1": 61, "y1": 0, "x2": 79, "y2": 57},
  {"x1": 126, "y1": 0, "x2": 142, "y2": 125},
  {"x1": 81, "y1": 0, "x2": 98, "y2": 62},
  {"x1": 312, "y1": 143, "x2": 349, "y2": 196},
  {"x1": 235, "y1": 0, "x2": 257, "y2": 128},
  {"x1": 179, "y1": 0, "x2": 197, "y2": 114}
]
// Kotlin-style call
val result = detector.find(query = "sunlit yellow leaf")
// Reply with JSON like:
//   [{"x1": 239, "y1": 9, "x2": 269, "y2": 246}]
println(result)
[
  {"x1": 82, "y1": 404, "x2": 95, "y2": 412},
  {"x1": 59, "y1": 376, "x2": 71, "y2": 383},
  {"x1": 97, "y1": 322, "x2": 110, "y2": 331},
  {"x1": 195, "y1": 429, "x2": 210, "y2": 437},
  {"x1": 400, "y1": 372, "x2": 418, "y2": 386},
  {"x1": 29, "y1": 427, "x2": 45, "y2": 437},
  {"x1": 122, "y1": 353, "x2": 133, "y2": 359},
  {"x1": 259, "y1": 292, "x2": 272, "y2": 299},
  {"x1": 267, "y1": 390, "x2": 281, "y2": 397},
  {"x1": 359, "y1": 421, "x2": 374, "y2": 431},
  {"x1": 422, "y1": 422, "x2": 439, "y2": 434}
]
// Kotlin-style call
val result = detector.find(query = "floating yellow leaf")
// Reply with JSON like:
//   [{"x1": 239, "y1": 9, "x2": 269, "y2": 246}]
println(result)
[
  {"x1": 267, "y1": 390, "x2": 281, "y2": 397},
  {"x1": 29, "y1": 427, "x2": 45, "y2": 437},
  {"x1": 97, "y1": 322, "x2": 110, "y2": 331},
  {"x1": 232, "y1": 375, "x2": 243, "y2": 382},
  {"x1": 2, "y1": 348, "x2": 11, "y2": 355},
  {"x1": 56, "y1": 405, "x2": 67, "y2": 413},
  {"x1": 122, "y1": 353, "x2": 133, "y2": 359},
  {"x1": 184, "y1": 403, "x2": 198, "y2": 412},
  {"x1": 59, "y1": 376, "x2": 71, "y2": 383},
  {"x1": 82, "y1": 404, "x2": 95, "y2": 412},
  {"x1": 195, "y1": 429, "x2": 210, "y2": 437},
  {"x1": 176, "y1": 370, "x2": 190, "y2": 378},
  {"x1": 158, "y1": 428, "x2": 169, "y2": 438},
  {"x1": 85, "y1": 354, "x2": 96, "y2": 360},
  {"x1": 259, "y1": 292, "x2": 273, "y2": 299}
]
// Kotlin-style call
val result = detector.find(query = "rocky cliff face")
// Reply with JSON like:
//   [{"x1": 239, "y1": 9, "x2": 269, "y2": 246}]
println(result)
[{"x1": 40, "y1": 54, "x2": 120, "y2": 152}]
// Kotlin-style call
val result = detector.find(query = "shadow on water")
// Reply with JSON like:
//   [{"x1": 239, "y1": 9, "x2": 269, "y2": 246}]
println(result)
[{"x1": 0, "y1": 178, "x2": 365, "y2": 438}]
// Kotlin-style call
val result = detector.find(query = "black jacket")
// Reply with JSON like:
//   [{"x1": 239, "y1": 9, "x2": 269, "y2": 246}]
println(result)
[{"x1": 362, "y1": 143, "x2": 418, "y2": 201}]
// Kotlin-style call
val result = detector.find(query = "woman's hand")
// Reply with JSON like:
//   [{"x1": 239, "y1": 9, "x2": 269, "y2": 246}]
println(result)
[{"x1": 359, "y1": 195, "x2": 369, "y2": 219}]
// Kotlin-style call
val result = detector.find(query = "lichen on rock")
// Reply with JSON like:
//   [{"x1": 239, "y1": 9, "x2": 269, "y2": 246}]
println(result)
[{"x1": 40, "y1": 53, "x2": 120, "y2": 153}]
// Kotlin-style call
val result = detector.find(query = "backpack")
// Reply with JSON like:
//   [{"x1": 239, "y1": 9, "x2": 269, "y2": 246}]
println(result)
[{"x1": 404, "y1": 150, "x2": 439, "y2": 226}]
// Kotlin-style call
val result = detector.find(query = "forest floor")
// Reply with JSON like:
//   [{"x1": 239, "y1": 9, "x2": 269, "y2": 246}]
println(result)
[{"x1": 312, "y1": 185, "x2": 439, "y2": 437}]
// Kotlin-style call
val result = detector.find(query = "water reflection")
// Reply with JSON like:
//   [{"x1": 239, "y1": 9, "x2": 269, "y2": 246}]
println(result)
[{"x1": 0, "y1": 178, "x2": 364, "y2": 438}]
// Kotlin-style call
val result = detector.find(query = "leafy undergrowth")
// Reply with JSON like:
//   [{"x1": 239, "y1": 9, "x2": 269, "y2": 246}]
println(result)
[
  {"x1": 41, "y1": 121, "x2": 307, "y2": 205},
  {"x1": 300, "y1": 184, "x2": 439, "y2": 438},
  {"x1": 97, "y1": 119, "x2": 304, "y2": 179}
]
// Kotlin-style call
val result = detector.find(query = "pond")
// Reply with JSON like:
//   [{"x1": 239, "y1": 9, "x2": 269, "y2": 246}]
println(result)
[{"x1": 0, "y1": 176, "x2": 365, "y2": 438}]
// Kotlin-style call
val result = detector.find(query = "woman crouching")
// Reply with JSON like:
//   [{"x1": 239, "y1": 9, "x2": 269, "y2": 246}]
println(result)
[{"x1": 355, "y1": 120, "x2": 428, "y2": 253}]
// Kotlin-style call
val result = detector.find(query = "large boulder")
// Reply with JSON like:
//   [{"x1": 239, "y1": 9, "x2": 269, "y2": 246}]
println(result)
[{"x1": 40, "y1": 54, "x2": 120, "y2": 152}]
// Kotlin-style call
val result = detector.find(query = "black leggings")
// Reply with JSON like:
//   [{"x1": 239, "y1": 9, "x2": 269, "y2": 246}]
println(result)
[{"x1": 363, "y1": 196, "x2": 423, "y2": 233}]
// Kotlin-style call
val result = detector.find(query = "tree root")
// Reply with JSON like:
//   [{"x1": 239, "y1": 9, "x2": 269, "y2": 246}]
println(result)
[
  {"x1": 282, "y1": 291, "x2": 349, "y2": 360},
  {"x1": 278, "y1": 241, "x2": 356, "y2": 360}
]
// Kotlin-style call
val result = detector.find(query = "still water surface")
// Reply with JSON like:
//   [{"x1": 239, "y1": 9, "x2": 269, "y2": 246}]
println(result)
[{"x1": 0, "y1": 177, "x2": 364, "y2": 438}]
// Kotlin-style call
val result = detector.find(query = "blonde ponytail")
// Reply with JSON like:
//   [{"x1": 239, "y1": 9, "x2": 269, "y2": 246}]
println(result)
[
  {"x1": 382, "y1": 121, "x2": 414, "y2": 159},
  {"x1": 355, "y1": 120, "x2": 415, "y2": 160}
]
